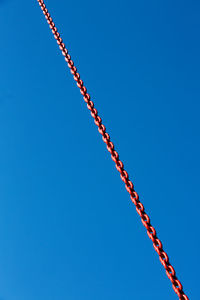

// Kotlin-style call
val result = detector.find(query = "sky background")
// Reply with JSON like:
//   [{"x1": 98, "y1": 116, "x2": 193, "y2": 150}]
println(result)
[{"x1": 0, "y1": 0, "x2": 199, "y2": 299}]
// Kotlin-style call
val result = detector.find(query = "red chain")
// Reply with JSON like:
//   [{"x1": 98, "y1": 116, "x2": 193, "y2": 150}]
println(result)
[{"x1": 37, "y1": 1, "x2": 189, "y2": 299}]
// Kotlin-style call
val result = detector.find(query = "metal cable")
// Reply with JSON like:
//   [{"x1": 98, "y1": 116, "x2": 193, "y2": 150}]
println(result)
[{"x1": 36, "y1": 1, "x2": 189, "y2": 299}]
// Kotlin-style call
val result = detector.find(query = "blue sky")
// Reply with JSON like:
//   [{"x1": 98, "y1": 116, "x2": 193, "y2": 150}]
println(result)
[{"x1": 0, "y1": 0, "x2": 199, "y2": 299}]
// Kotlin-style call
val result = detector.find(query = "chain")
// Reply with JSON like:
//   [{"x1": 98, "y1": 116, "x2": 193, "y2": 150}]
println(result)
[{"x1": 36, "y1": 1, "x2": 189, "y2": 299}]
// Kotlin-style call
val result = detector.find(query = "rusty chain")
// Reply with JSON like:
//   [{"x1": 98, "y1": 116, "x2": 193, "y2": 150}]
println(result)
[{"x1": 36, "y1": 1, "x2": 189, "y2": 299}]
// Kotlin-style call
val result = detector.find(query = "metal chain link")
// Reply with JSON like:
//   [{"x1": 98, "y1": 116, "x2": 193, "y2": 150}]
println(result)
[{"x1": 36, "y1": 1, "x2": 189, "y2": 299}]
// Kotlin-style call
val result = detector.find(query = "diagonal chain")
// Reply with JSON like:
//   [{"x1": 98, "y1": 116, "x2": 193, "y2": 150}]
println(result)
[{"x1": 36, "y1": 1, "x2": 189, "y2": 299}]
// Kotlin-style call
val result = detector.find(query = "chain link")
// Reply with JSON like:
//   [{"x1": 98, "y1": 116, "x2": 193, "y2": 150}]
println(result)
[{"x1": 37, "y1": 1, "x2": 189, "y2": 299}]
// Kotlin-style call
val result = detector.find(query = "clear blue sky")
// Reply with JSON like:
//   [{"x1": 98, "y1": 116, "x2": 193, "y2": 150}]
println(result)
[{"x1": 0, "y1": 0, "x2": 199, "y2": 299}]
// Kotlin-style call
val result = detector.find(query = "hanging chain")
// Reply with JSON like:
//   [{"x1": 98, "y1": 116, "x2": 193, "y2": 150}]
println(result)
[{"x1": 36, "y1": 1, "x2": 189, "y2": 299}]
